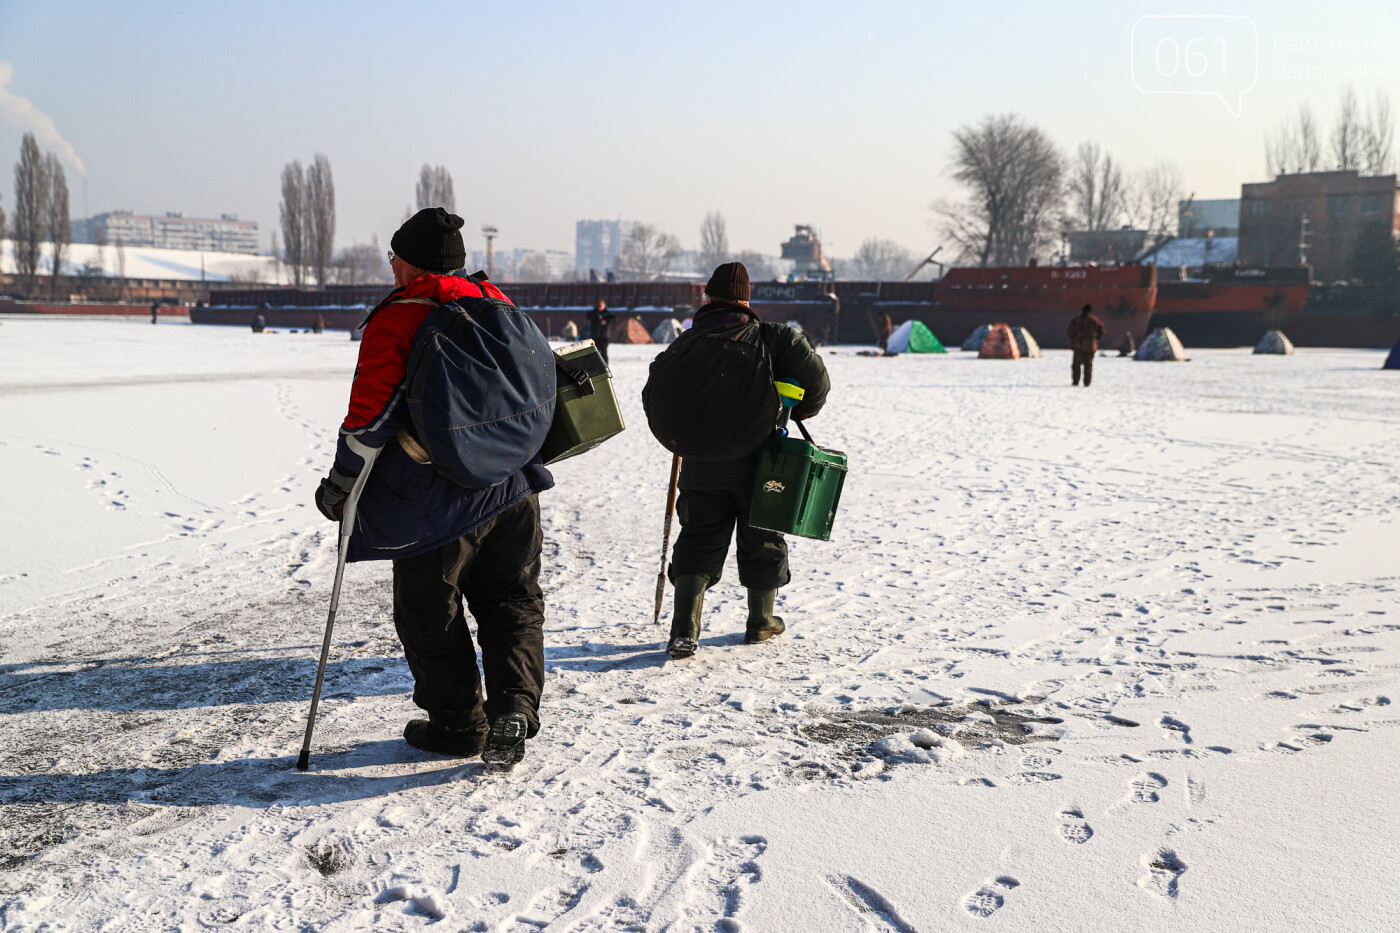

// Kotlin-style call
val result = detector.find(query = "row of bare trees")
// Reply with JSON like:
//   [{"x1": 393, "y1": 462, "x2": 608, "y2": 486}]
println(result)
[
  {"x1": 7, "y1": 132, "x2": 72, "y2": 298},
  {"x1": 933, "y1": 113, "x2": 1188, "y2": 268},
  {"x1": 1265, "y1": 87, "x2": 1394, "y2": 178},
  {"x1": 279, "y1": 154, "x2": 336, "y2": 287}
]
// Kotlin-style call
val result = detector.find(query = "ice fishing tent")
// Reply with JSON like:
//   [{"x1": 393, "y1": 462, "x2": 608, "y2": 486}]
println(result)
[
  {"x1": 1253, "y1": 330, "x2": 1294, "y2": 355},
  {"x1": 1009, "y1": 326, "x2": 1042, "y2": 358},
  {"x1": 887, "y1": 319, "x2": 946, "y2": 354},
  {"x1": 1134, "y1": 327, "x2": 1186, "y2": 361},
  {"x1": 652, "y1": 319, "x2": 684, "y2": 344},
  {"x1": 1385, "y1": 339, "x2": 1400, "y2": 369},
  {"x1": 560, "y1": 321, "x2": 579, "y2": 340},
  {"x1": 609, "y1": 317, "x2": 654, "y2": 344},
  {"x1": 961, "y1": 324, "x2": 991, "y2": 351},
  {"x1": 979, "y1": 323, "x2": 1021, "y2": 359}
]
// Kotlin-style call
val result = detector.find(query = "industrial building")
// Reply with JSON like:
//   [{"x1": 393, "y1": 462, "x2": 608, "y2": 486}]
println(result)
[{"x1": 1238, "y1": 170, "x2": 1399, "y2": 282}]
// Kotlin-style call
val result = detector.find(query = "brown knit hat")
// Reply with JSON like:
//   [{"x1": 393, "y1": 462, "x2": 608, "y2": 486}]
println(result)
[
  {"x1": 391, "y1": 208, "x2": 467, "y2": 274},
  {"x1": 706, "y1": 261, "x2": 750, "y2": 302}
]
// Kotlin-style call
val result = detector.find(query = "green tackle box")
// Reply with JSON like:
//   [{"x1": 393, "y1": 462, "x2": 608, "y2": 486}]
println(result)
[
  {"x1": 540, "y1": 339, "x2": 626, "y2": 464},
  {"x1": 748, "y1": 432, "x2": 848, "y2": 541}
]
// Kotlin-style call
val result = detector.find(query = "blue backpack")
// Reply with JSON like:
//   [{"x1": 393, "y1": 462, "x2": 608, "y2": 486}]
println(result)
[{"x1": 402, "y1": 274, "x2": 557, "y2": 488}]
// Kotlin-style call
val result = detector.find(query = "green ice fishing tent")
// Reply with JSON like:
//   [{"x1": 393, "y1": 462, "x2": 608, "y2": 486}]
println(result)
[{"x1": 887, "y1": 319, "x2": 946, "y2": 353}]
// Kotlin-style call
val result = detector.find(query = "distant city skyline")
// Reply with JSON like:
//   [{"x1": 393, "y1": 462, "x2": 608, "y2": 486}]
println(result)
[{"x1": 1, "y1": 1, "x2": 1396, "y2": 263}]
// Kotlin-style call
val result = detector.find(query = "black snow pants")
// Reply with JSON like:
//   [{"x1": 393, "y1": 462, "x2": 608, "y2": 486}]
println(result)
[
  {"x1": 1072, "y1": 349, "x2": 1095, "y2": 386},
  {"x1": 392, "y1": 496, "x2": 545, "y2": 737},
  {"x1": 669, "y1": 488, "x2": 790, "y2": 590}
]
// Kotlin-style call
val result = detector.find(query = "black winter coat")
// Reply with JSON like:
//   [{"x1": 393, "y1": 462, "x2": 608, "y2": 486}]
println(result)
[{"x1": 676, "y1": 301, "x2": 831, "y2": 491}]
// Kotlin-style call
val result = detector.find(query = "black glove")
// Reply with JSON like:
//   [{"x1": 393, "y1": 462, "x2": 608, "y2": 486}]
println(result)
[{"x1": 315, "y1": 466, "x2": 357, "y2": 521}]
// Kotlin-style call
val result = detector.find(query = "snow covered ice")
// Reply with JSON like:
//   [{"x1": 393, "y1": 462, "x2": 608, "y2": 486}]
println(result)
[{"x1": 1, "y1": 316, "x2": 1399, "y2": 930}]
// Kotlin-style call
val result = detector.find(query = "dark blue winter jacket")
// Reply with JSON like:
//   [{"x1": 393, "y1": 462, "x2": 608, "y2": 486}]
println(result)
[{"x1": 334, "y1": 274, "x2": 554, "y2": 562}]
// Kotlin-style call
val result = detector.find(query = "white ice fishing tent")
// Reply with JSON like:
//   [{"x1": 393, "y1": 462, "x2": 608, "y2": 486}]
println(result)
[
  {"x1": 961, "y1": 324, "x2": 991, "y2": 351},
  {"x1": 651, "y1": 319, "x2": 684, "y2": 343},
  {"x1": 1254, "y1": 330, "x2": 1295, "y2": 355},
  {"x1": 1009, "y1": 326, "x2": 1042, "y2": 358},
  {"x1": 1134, "y1": 327, "x2": 1187, "y2": 361}
]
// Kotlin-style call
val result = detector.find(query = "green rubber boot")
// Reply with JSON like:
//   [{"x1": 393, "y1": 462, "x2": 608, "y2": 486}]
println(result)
[
  {"x1": 667, "y1": 574, "x2": 708, "y2": 660},
  {"x1": 744, "y1": 589, "x2": 786, "y2": 644}
]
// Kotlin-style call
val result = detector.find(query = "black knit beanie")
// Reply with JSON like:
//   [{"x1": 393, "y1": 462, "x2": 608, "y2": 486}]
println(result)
[
  {"x1": 391, "y1": 208, "x2": 467, "y2": 274},
  {"x1": 706, "y1": 261, "x2": 751, "y2": 302},
  {"x1": 1081, "y1": 303, "x2": 1093, "y2": 314}
]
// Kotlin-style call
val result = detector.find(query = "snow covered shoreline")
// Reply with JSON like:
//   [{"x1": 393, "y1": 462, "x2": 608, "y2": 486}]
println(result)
[{"x1": 1, "y1": 319, "x2": 1398, "y2": 930}]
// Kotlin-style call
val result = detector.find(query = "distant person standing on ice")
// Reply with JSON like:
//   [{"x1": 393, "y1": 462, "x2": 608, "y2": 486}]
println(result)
[
  {"x1": 314, "y1": 208, "x2": 554, "y2": 768},
  {"x1": 877, "y1": 313, "x2": 893, "y2": 353},
  {"x1": 643, "y1": 261, "x2": 830, "y2": 660},
  {"x1": 1067, "y1": 303, "x2": 1105, "y2": 387},
  {"x1": 150, "y1": 300, "x2": 159, "y2": 325},
  {"x1": 588, "y1": 299, "x2": 613, "y2": 364}
]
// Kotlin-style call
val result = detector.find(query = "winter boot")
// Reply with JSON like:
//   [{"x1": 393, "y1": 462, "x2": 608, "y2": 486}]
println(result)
[
  {"x1": 744, "y1": 588, "x2": 786, "y2": 644},
  {"x1": 482, "y1": 711, "x2": 530, "y2": 769},
  {"x1": 667, "y1": 574, "x2": 708, "y2": 660},
  {"x1": 403, "y1": 715, "x2": 486, "y2": 758}
]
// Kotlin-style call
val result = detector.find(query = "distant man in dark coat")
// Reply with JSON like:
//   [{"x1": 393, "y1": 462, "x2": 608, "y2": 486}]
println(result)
[
  {"x1": 1067, "y1": 303, "x2": 1106, "y2": 387},
  {"x1": 150, "y1": 300, "x2": 160, "y2": 325},
  {"x1": 877, "y1": 313, "x2": 893, "y2": 353},
  {"x1": 314, "y1": 208, "x2": 553, "y2": 768},
  {"x1": 588, "y1": 299, "x2": 614, "y2": 364},
  {"x1": 651, "y1": 261, "x2": 831, "y2": 660}
]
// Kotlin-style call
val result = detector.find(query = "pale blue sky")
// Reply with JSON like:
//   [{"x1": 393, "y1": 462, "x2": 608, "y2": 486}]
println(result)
[{"x1": 0, "y1": 0, "x2": 1395, "y2": 260}]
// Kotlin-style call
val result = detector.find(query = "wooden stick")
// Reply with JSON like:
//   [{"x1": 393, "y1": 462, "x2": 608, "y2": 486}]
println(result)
[{"x1": 653, "y1": 454, "x2": 681, "y2": 625}]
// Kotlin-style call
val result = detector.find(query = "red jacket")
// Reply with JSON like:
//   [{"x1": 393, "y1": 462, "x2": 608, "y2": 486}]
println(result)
[{"x1": 342, "y1": 274, "x2": 511, "y2": 435}]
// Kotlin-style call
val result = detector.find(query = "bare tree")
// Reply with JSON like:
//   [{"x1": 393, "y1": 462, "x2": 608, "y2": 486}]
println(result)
[
  {"x1": 1123, "y1": 161, "x2": 1185, "y2": 240},
  {"x1": 935, "y1": 113, "x2": 1064, "y2": 267},
  {"x1": 1265, "y1": 103, "x2": 1322, "y2": 177},
  {"x1": 12, "y1": 132, "x2": 49, "y2": 295},
  {"x1": 306, "y1": 154, "x2": 336, "y2": 288},
  {"x1": 45, "y1": 153, "x2": 69, "y2": 299},
  {"x1": 415, "y1": 164, "x2": 455, "y2": 213},
  {"x1": 847, "y1": 237, "x2": 915, "y2": 280},
  {"x1": 615, "y1": 223, "x2": 682, "y2": 280},
  {"x1": 731, "y1": 249, "x2": 775, "y2": 282},
  {"x1": 279, "y1": 160, "x2": 306, "y2": 287},
  {"x1": 114, "y1": 236, "x2": 126, "y2": 301},
  {"x1": 332, "y1": 239, "x2": 389, "y2": 285},
  {"x1": 1361, "y1": 89, "x2": 1395, "y2": 176},
  {"x1": 1332, "y1": 86, "x2": 1364, "y2": 171},
  {"x1": 697, "y1": 211, "x2": 729, "y2": 272},
  {"x1": 516, "y1": 252, "x2": 552, "y2": 281},
  {"x1": 1065, "y1": 142, "x2": 1126, "y2": 232}
]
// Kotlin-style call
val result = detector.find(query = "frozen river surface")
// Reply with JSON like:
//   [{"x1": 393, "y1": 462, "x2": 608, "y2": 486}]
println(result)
[{"x1": 1, "y1": 317, "x2": 1398, "y2": 931}]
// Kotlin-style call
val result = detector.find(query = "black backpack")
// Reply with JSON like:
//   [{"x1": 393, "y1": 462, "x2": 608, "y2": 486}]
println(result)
[
  {"x1": 643, "y1": 316, "x2": 781, "y2": 462},
  {"x1": 401, "y1": 275, "x2": 557, "y2": 488}
]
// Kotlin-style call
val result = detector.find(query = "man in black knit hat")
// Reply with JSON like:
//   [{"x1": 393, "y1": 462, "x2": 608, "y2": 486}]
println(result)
[
  {"x1": 654, "y1": 261, "x2": 830, "y2": 660},
  {"x1": 315, "y1": 207, "x2": 554, "y2": 768}
]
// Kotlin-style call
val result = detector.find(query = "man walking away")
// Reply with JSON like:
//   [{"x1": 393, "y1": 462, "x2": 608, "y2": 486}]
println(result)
[
  {"x1": 314, "y1": 208, "x2": 554, "y2": 767},
  {"x1": 588, "y1": 299, "x2": 614, "y2": 364},
  {"x1": 1067, "y1": 303, "x2": 1106, "y2": 387},
  {"x1": 150, "y1": 300, "x2": 159, "y2": 325},
  {"x1": 655, "y1": 262, "x2": 830, "y2": 660}
]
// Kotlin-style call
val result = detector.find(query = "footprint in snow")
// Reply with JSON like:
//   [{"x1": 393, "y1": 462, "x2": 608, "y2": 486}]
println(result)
[
  {"x1": 1129, "y1": 772, "x2": 1168, "y2": 803},
  {"x1": 1138, "y1": 849, "x2": 1186, "y2": 898},
  {"x1": 1159, "y1": 715, "x2": 1192, "y2": 744},
  {"x1": 1057, "y1": 808, "x2": 1093, "y2": 844},
  {"x1": 827, "y1": 874, "x2": 917, "y2": 933},
  {"x1": 963, "y1": 876, "x2": 1020, "y2": 918}
]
